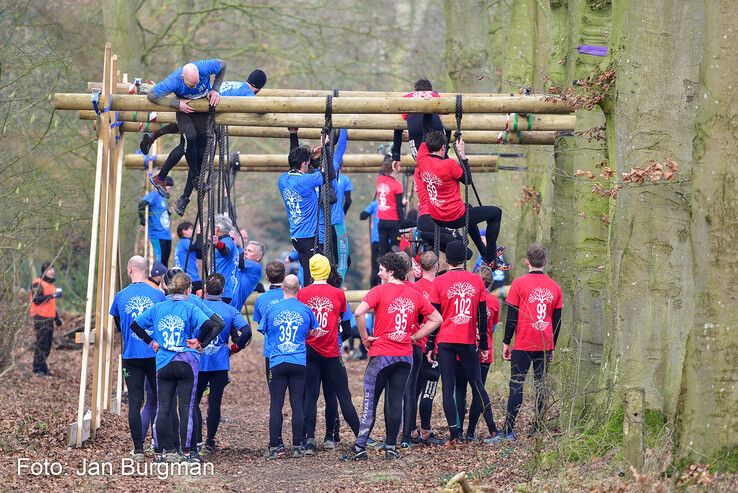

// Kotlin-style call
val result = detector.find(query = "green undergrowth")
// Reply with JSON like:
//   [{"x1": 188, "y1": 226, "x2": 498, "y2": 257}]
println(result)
[{"x1": 536, "y1": 407, "x2": 667, "y2": 470}]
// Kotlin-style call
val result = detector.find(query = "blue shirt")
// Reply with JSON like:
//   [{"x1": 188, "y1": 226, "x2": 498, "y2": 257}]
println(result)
[
  {"x1": 278, "y1": 170, "x2": 323, "y2": 239},
  {"x1": 332, "y1": 174, "x2": 353, "y2": 225},
  {"x1": 263, "y1": 297, "x2": 318, "y2": 368},
  {"x1": 142, "y1": 191, "x2": 171, "y2": 240},
  {"x1": 231, "y1": 260, "x2": 262, "y2": 312},
  {"x1": 254, "y1": 287, "x2": 284, "y2": 357},
  {"x1": 287, "y1": 250, "x2": 304, "y2": 286},
  {"x1": 215, "y1": 236, "x2": 239, "y2": 299},
  {"x1": 150, "y1": 59, "x2": 224, "y2": 100},
  {"x1": 364, "y1": 201, "x2": 380, "y2": 243},
  {"x1": 110, "y1": 282, "x2": 166, "y2": 359},
  {"x1": 135, "y1": 297, "x2": 211, "y2": 371},
  {"x1": 219, "y1": 81, "x2": 255, "y2": 97},
  {"x1": 188, "y1": 293, "x2": 215, "y2": 318},
  {"x1": 175, "y1": 237, "x2": 200, "y2": 282},
  {"x1": 200, "y1": 299, "x2": 248, "y2": 371}
]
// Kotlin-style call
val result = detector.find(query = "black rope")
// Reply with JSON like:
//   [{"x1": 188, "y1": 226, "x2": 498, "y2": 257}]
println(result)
[{"x1": 321, "y1": 93, "x2": 337, "y2": 264}]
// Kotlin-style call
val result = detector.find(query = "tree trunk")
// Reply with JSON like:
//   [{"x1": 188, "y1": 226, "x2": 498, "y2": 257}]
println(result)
[
  {"x1": 676, "y1": 0, "x2": 738, "y2": 462},
  {"x1": 443, "y1": 0, "x2": 493, "y2": 92}
]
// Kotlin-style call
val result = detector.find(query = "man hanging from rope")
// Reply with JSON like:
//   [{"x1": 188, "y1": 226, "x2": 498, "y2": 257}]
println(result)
[
  {"x1": 278, "y1": 129, "x2": 337, "y2": 286},
  {"x1": 145, "y1": 59, "x2": 228, "y2": 216},
  {"x1": 140, "y1": 70, "x2": 267, "y2": 157},
  {"x1": 416, "y1": 131, "x2": 508, "y2": 270}
]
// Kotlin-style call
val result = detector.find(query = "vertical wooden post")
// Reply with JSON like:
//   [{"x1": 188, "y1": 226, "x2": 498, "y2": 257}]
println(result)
[
  {"x1": 75, "y1": 42, "x2": 112, "y2": 447},
  {"x1": 623, "y1": 386, "x2": 645, "y2": 473}
]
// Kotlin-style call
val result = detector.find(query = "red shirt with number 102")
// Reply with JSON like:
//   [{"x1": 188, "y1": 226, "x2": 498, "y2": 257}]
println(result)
[{"x1": 431, "y1": 269, "x2": 486, "y2": 345}]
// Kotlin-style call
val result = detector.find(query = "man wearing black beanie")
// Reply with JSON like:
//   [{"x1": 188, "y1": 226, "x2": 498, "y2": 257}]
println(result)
[{"x1": 425, "y1": 240, "x2": 498, "y2": 443}]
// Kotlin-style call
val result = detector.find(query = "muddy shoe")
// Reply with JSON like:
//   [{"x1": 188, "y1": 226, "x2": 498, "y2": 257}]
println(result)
[
  {"x1": 130, "y1": 450, "x2": 145, "y2": 462},
  {"x1": 304, "y1": 440, "x2": 317, "y2": 456},
  {"x1": 174, "y1": 196, "x2": 190, "y2": 216},
  {"x1": 323, "y1": 439, "x2": 336, "y2": 450},
  {"x1": 420, "y1": 432, "x2": 445, "y2": 446},
  {"x1": 385, "y1": 446, "x2": 401, "y2": 460},
  {"x1": 339, "y1": 445, "x2": 367, "y2": 461},
  {"x1": 149, "y1": 175, "x2": 169, "y2": 198},
  {"x1": 140, "y1": 133, "x2": 154, "y2": 155},
  {"x1": 266, "y1": 445, "x2": 286, "y2": 460},
  {"x1": 292, "y1": 446, "x2": 305, "y2": 458}
]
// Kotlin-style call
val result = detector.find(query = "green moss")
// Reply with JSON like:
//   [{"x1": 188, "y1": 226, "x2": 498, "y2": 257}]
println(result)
[{"x1": 710, "y1": 448, "x2": 738, "y2": 473}]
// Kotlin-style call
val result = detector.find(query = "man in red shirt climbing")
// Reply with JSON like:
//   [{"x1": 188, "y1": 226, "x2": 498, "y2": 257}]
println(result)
[
  {"x1": 416, "y1": 131, "x2": 507, "y2": 270},
  {"x1": 485, "y1": 243, "x2": 562, "y2": 444}
]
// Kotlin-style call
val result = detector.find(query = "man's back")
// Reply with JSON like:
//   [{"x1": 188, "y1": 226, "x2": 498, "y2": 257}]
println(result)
[
  {"x1": 416, "y1": 143, "x2": 464, "y2": 222},
  {"x1": 432, "y1": 269, "x2": 486, "y2": 345},
  {"x1": 278, "y1": 171, "x2": 323, "y2": 239}
]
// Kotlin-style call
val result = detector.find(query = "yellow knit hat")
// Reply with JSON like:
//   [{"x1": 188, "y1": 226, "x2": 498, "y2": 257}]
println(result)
[{"x1": 309, "y1": 254, "x2": 331, "y2": 281}]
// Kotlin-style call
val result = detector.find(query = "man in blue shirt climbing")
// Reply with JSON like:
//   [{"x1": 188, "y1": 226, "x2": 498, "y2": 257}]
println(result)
[
  {"x1": 146, "y1": 59, "x2": 228, "y2": 216},
  {"x1": 231, "y1": 240, "x2": 264, "y2": 314},
  {"x1": 174, "y1": 221, "x2": 202, "y2": 293},
  {"x1": 211, "y1": 214, "x2": 239, "y2": 304}
]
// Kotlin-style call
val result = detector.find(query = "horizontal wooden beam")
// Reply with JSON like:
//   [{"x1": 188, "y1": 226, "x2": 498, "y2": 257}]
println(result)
[
  {"x1": 54, "y1": 92, "x2": 573, "y2": 114},
  {"x1": 115, "y1": 121, "x2": 556, "y2": 145},
  {"x1": 124, "y1": 153, "x2": 498, "y2": 172},
  {"x1": 88, "y1": 81, "x2": 539, "y2": 98},
  {"x1": 80, "y1": 110, "x2": 575, "y2": 131}
]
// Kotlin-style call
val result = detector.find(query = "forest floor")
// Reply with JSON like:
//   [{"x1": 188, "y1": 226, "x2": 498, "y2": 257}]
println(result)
[{"x1": 1, "y1": 318, "x2": 736, "y2": 492}]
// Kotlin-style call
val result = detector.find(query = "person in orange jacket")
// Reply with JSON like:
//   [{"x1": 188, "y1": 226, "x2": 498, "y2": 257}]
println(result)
[{"x1": 29, "y1": 262, "x2": 63, "y2": 376}]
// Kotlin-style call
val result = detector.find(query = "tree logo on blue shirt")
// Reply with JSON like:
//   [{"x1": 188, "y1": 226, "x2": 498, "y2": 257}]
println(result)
[
  {"x1": 158, "y1": 314, "x2": 185, "y2": 349},
  {"x1": 202, "y1": 340, "x2": 221, "y2": 356},
  {"x1": 125, "y1": 296, "x2": 155, "y2": 337},
  {"x1": 274, "y1": 310, "x2": 303, "y2": 353},
  {"x1": 283, "y1": 188, "x2": 303, "y2": 224}
]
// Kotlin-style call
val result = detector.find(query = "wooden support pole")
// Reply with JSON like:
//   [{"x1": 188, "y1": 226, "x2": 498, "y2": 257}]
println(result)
[
  {"x1": 74, "y1": 42, "x2": 111, "y2": 448},
  {"x1": 89, "y1": 81, "x2": 529, "y2": 98},
  {"x1": 79, "y1": 109, "x2": 575, "y2": 131},
  {"x1": 623, "y1": 386, "x2": 646, "y2": 473},
  {"x1": 60, "y1": 92, "x2": 572, "y2": 114},
  {"x1": 123, "y1": 153, "x2": 499, "y2": 170},
  {"x1": 116, "y1": 121, "x2": 557, "y2": 145}
]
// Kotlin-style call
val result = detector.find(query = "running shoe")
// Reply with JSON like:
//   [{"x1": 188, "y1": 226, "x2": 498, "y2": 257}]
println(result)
[
  {"x1": 304, "y1": 440, "x2": 317, "y2": 456},
  {"x1": 139, "y1": 133, "x2": 154, "y2": 155},
  {"x1": 385, "y1": 447, "x2": 401, "y2": 460},
  {"x1": 150, "y1": 175, "x2": 170, "y2": 198},
  {"x1": 292, "y1": 446, "x2": 305, "y2": 458},
  {"x1": 400, "y1": 441, "x2": 411, "y2": 449},
  {"x1": 153, "y1": 453, "x2": 165, "y2": 463},
  {"x1": 201, "y1": 444, "x2": 216, "y2": 455},
  {"x1": 130, "y1": 450, "x2": 145, "y2": 462},
  {"x1": 186, "y1": 451, "x2": 203, "y2": 463},
  {"x1": 483, "y1": 431, "x2": 516, "y2": 445},
  {"x1": 339, "y1": 445, "x2": 368, "y2": 462},
  {"x1": 366, "y1": 437, "x2": 380, "y2": 448},
  {"x1": 420, "y1": 432, "x2": 446, "y2": 446},
  {"x1": 323, "y1": 439, "x2": 336, "y2": 450},
  {"x1": 174, "y1": 196, "x2": 190, "y2": 216},
  {"x1": 266, "y1": 445, "x2": 286, "y2": 460},
  {"x1": 164, "y1": 452, "x2": 182, "y2": 463},
  {"x1": 444, "y1": 438, "x2": 461, "y2": 448}
]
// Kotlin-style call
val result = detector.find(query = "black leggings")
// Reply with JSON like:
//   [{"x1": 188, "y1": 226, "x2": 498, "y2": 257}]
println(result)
[
  {"x1": 505, "y1": 350, "x2": 551, "y2": 433},
  {"x1": 292, "y1": 237, "x2": 322, "y2": 286},
  {"x1": 369, "y1": 241, "x2": 380, "y2": 287},
  {"x1": 194, "y1": 369, "x2": 229, "y2": 447},
  {"x1": 157, "y1": 112, "x2": 209, "y2": 201},
  {"x1": 406, "y1": 113, "x2": 447, "y2": 159},
  {"x1": 455, "y1": 362, "x2": 490, "y2": 437},
  {"x1": 378, "y1": 219, "x2": 400, "y2": 256},
  {"x1": 304, "y1": 346, "x2": 360, "y2": 440},
  {"x1": 322, "y1": 376, "x2": 340, "y2": 442},
  {"x1": 401, "y1": 345, "x2": 423, "y2": 442},
  {"x1": 123, "y1": 357, "x2": 157, "y2": 452},
  {"x1": 416, "y1": 354, "x2": 440, "y2": 431},
  {"x1": 268, "y1": 362, "x2": 306, "y2": 447},
  {"x1": 435, "y1": 205, "x2": 502, "y2": 264},
  {"x1": 154, "y1": 359, "x2": 199, "y2": 453},
  {"x1": 437, "y1": 343, "x2": 496, "y2": 440},
  {"x1": 356, "y1": 356, "x2": 412, "y2": 448}
]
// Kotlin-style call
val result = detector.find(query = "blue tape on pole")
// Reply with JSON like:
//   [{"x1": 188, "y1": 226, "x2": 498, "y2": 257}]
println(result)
[{"x1": 91, "y1": 91, "x2": 101, "y2": 116}]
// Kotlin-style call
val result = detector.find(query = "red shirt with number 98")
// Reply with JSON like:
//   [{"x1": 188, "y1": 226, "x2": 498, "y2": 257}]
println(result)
[{"x1": 505, "y1": 272, "x2": 563, "y2": 352}]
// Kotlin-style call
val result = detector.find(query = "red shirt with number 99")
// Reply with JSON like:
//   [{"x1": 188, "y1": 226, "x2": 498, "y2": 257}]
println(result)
[
  {"x1": 505, "y1": 272, "x2": 563, "y2": 352},
  {"x1": 362, "y1": 282, "x2": 434, "y2": 357}
]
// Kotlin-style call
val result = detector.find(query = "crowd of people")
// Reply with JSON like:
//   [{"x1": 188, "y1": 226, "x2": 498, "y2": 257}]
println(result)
[{"x1": 31, "y1": 59, "x2": 563, "y2": 465}]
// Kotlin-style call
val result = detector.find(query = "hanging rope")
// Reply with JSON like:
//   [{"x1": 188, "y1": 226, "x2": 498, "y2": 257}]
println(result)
[{"x1": 319, "y1": 92, "x2": 337, "y2": 264}]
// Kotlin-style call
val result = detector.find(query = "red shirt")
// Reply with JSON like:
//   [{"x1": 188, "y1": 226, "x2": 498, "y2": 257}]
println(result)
[
  {"x1": 479, "y1": 291, "x2": 500, "y2": 363},
  {"x1": 376, "y1": 175, "x2": 403, "y2": 221},
  {"x1": 432, "y1": 269, "x2": 486, "y2": 345},
  {"x1": 297, "y1": 282, "x2": 347, "y2": 358},
  {"x1": 416, "y1": 143, "x2": 465, "y2": 222},
  {"x1": 506, "y1": 272, "x2": 563, "y2": 351},
  {"x1": 412, "y1": 277, "x2": 436, "y2": 349},
  {"x1": 401, "y1": 90, "x2": 441, "y2": 120},
  {"x1": 414, "y1": 168, "x2": 430, "y2": 217},
  {"x1": 363, "y1": 282, "x2": 434, "y2": 357}
]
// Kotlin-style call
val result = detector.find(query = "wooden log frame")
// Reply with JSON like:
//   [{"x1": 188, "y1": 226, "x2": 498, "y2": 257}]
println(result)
[
  {"x1": 56, "y1": 92, "x2": 574, "y2": 114},
  {"x1": 89, "y1": 81, "x2": 533, "y2": 98},
  {"x1": 79, "y1": 110, "x2": 575, "y2": 132},
  {"x1": 114, "y1": 121, "x2": 557, "y2": 145},
  {"x1": 123, "y1": 153, "x2": 499, "y2": 172}
]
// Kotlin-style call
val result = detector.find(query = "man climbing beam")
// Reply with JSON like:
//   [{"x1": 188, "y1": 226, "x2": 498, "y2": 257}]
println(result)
[
  {"x1": 145, "y1": 59, "x2": 227, "y2": 216},
  {"x1": 416, "y1": 131, "x2": 508, "y2": 270},
  {"x1": 139, "y1": 70, "x2": 268, "y2": 157}
]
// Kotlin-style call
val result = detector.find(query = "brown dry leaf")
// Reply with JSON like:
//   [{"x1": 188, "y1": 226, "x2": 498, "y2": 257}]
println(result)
[{"x1": 602, "y1": 167, "x2": 614, "y2": 179}]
